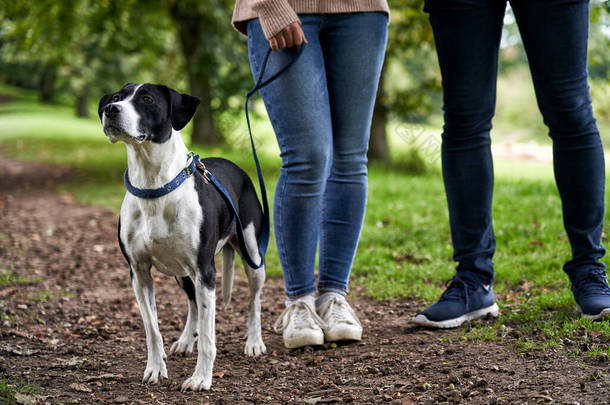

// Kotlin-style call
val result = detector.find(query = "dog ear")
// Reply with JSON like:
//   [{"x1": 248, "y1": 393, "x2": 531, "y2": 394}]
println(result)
[
  {"x1": 98, "y1": 94, "x2": 113, "y2": 120},
  {"x1": 168, "y1": 89, "x2": 200, "y2": 131}
]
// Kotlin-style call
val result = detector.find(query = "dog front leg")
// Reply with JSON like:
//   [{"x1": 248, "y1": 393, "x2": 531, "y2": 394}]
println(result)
[
  {"x1": 132, "y1": 265, "x2": 167, "y2": 383},
  {"x1": 243, "y1": 260, "x2": 266, "y2": 356},
  {"x1": 181, "y1": 271, "x2": 216, "y2": 391}
]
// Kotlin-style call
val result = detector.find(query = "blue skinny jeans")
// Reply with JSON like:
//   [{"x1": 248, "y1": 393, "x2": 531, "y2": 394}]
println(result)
[
  {"x1": 424, "y1": 0, "x2": 606, "y2": 283},
  {"x1": 247, "y1": 13, "x2": 388, "y2": 297}
]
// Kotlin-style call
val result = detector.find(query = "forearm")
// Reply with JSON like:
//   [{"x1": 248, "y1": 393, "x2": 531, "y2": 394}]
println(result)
[{"x1": 252, "y1": 0, "x2": 301, "y2": 39}]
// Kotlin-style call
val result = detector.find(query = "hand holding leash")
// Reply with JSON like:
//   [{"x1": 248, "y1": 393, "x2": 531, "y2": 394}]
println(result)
[{"x1": 269, "y1": 22, "x2": 308, "y2": 51}]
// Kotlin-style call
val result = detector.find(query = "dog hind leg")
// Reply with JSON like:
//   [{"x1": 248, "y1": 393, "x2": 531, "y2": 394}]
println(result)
[
  {"x1": 241, "y1": 223, "x2": 266, "y2": 356},
  {"x1": 132, "y1": 264, "x2": 168, "y2": 383},
  {"x1": 170, "y1": 276, "x2": 199, "y2": 356},
  {"x1": 242, "y1": 259, "x2": 266, "y2": 356},
  {"x1": 222, "y1": 245, "x2": 234, "y2": 308}
]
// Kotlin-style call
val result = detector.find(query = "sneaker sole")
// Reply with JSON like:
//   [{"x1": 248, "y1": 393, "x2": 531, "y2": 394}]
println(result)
[
  {"x1": 283, "y1": 331, "x2": 325, "y2": 349},
  {"x1": 324, "y1": 325, "x2": 362, "y2": 342},
  {"x1": 578, "y1": 306, "x2": 610, "y2": 321},
  {"x1": 411, "y1": 303, "x2": 500, "y2": 329}
]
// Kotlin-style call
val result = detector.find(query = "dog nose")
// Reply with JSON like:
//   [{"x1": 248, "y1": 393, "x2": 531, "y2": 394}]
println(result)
[{"x1": 104, "y1": 104, "x2": 122, "y2": 118}]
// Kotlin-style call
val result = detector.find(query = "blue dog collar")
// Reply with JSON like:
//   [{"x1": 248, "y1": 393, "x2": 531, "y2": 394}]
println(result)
[{"x1": 124, "y1": 152, "x2": 200, "y2": 199}]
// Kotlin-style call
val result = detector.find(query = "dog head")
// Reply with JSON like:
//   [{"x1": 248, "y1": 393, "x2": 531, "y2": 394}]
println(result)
[{"x1": 98, "y1": 83, "x2": 200, "y2": 144}]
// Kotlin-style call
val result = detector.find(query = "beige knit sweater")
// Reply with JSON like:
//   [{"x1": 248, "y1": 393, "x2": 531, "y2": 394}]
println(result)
[{"x1": 232, "y1": 0, "x2": 390, "y2": 40}]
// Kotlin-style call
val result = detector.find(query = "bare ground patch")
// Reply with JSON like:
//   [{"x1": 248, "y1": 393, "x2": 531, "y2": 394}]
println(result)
[{"x1": 0, "y1": 155, "x2": 608, "y2": 404}]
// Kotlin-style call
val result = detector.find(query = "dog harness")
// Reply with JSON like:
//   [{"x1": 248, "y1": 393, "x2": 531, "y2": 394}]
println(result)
[{"x1": 123, "y1": 44, "x2": 306, "y2": 270}]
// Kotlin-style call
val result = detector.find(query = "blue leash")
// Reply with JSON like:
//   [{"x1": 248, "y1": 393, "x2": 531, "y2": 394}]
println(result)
[{"x1": 124, "y1": 45, "x2": 305, "y2": 269}]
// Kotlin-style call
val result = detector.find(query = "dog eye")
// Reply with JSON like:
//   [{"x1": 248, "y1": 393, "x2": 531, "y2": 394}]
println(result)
[
  {"x1": 112, "y1": 95, "x2": 121, "y2": 102},
  {"x1": 142, "y1": 95, "x2": 154, "y2": 105}
]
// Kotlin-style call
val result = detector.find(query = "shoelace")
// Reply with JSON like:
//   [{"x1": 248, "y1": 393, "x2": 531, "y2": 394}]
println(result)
[
  {"x1": 439, "y1": 274, "x2": 483, "y2": 310},
  {"x1": 317, "y1": 296, "x2": 362, "y2": 328},
  {"x1": 273, "y1": 300, "x2": 327, "y2": 334},
  {"x1": 571, "y1": 269, "x2": 610, "y2": 297}
]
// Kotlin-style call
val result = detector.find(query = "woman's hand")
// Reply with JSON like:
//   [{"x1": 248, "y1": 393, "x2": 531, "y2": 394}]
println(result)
[{"x1": 269, "y1": 22, "x2": 308, "y2": 51}]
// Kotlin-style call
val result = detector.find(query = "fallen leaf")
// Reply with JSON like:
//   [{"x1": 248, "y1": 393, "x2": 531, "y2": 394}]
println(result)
[
  {"x1": 59, "y1": 193, "x2": 74, "y2": 204},
  {"x1": 85, "y1": 373, "x2": 124, "y2": 381},
  {"x1": 69, "y1": 382, "x2": 92, "y2": 393},
  {"x1": 13, "y1": 393, "x2": 36, "y2": 405},
  {"x1": 1, "y1": 344, "x2": 40, "y2": 356},
  {"x1": 0, "y1": 288, "x2": 16, "y2": 298},
  {"x1": 9, "y1": 330, "x2": 36, "y2": 340},
  {"x1": 51, "y1": 357, "x2": 87, "y2": 368}
]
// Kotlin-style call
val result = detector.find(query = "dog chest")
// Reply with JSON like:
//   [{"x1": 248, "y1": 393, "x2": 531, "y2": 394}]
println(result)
[{"x1": 120, "y1": 186, "x2": 202, "y2": 276}]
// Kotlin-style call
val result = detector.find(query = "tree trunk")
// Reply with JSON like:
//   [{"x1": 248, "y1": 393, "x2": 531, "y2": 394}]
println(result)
[
  {"x1": 368, "y1": 70, "x2": 390, "y2": 162},
  {"x1": 169, "y1": 5, "x2": 222, "y2": 145},
  {"x1": 186, "y1": 68, "x2": 220, "y2": 145},
  {"x1": 38, "y1": 65, "x2": 57, "y2": 103},
  {"x1": 75, "y1": 92, "x2": 89, "y2": 118}
]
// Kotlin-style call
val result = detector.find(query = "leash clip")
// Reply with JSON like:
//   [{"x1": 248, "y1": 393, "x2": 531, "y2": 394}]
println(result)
[
  {"x1": 200, "y1": 165, "x2": 211, "y2": 182},
  {"x1": 188, "y1": 151, "x2": 210, "y2": 181},
  {"x1": 185, "y1": 152, "x2": 196, "y2": 177}
]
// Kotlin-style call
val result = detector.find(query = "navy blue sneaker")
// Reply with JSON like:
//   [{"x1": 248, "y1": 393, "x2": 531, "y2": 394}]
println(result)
[
  {"x1": 571, "y1": 269, "x2": 610, "y2": 321},
  {"x1": 412, "y1": 273, "x2": 499, "y2": 328}
]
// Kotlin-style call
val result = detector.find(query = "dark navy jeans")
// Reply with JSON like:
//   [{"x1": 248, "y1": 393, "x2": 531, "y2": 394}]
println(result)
[
  {"x1": 247, "y1": 13, "x2": 388, "y2": 297},
  {"x1": 424, "y1": 0, "x2": 606, "y2": 283}
]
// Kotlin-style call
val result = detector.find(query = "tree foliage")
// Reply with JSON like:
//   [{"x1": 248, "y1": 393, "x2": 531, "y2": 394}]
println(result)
[
  {"x1": 0, "y1": 1, "x2": 606, "y2": 151},
  {"x1": 1, "y1": 0, "x2": 176, "y2": 115}
]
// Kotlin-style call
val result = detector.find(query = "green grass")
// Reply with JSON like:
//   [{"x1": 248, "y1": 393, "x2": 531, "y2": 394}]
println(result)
[
  {"x1": 30, "y1": 290, "x2": 77, "y2": 303},
  {"x1": 0, "y1": 270, "x2": 41, "y2": 288},
  {"x1": 0, "y1": 85, "x2": 609, "y2": 355},
  {"x1": 0, "y1": 379, "x2": 37, "y2": 404}
]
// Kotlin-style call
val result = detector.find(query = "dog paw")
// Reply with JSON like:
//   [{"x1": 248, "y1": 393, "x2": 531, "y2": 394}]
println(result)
[
  {"x1": 181, "y1": 373, "x2": 212, "y2": 391},
  {"x1": 169, "y1": 337, "x2": 197, "y2": 356},
  {"x1": 142, "y1": 359, "x2": 168, "y2": 384},
  {"x1": 244, "y1": 336, "x2": 266, "y2": 357}
]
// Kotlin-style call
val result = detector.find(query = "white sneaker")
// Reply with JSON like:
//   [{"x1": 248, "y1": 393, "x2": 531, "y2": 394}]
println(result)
[
  {"x1": 273, "y1": 295, "x2": 325, "y2": 349},
  {"x1": 316, "y1": 293, "x2": 362, "y2": 342}
]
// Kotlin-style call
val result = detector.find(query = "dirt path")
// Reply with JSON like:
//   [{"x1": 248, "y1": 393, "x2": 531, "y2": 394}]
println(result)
[{"x1": 0, "y1": 154, "x2": 608, "y2": 405}]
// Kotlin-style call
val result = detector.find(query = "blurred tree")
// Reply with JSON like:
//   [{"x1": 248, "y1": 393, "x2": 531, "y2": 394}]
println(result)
[
  {"x1": 161, "y1": 0, "x2": 251, "y2": 145},
  {"x1": 0, "y1": 0, "x2": 78, "y2": 103},
  {"x1": 500, "y1": 2, "x2": 609, "y2": 77},
  {"x1": 1, "y1": 0, "x2": 251, "y2": 143},
  {"x1": 588, "y1": 0, "x2": 610, "y2": 80},
  {"x1": 369, "y1": 1, "x2": 440, "y2": 162},
  {"x1": 0, "y1": 0, "x2": 175, "y2": 117},
  {"x1": 1, "y1": 1, "x2": 604, "y2": 149}
]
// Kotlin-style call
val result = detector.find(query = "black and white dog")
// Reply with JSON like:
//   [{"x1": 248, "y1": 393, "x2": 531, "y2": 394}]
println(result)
[{"x1": 98, "y1": 83, "x2": 267, "y2": 391}]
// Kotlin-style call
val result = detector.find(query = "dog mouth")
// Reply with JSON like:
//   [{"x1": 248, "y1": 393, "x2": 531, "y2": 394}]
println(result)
[
  {"x1": 103, "y1": 125, "x2": 123, "y2": 137},
  {"x1": 103, "y1": 125, "x2": 147, "y2": 143}
]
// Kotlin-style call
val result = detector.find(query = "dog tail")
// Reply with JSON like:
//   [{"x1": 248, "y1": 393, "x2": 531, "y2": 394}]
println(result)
[{"x1": 222, "y1": 245, "x2": 235, "y2": 308}]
